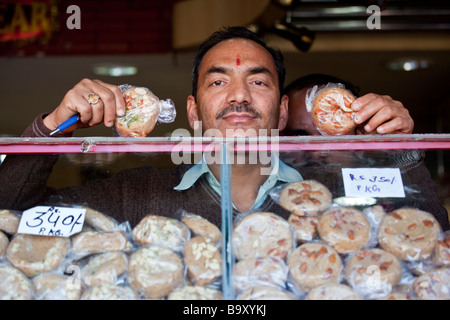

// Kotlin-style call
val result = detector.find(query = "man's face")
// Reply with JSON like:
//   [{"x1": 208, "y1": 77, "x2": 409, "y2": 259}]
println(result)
[
  {"x1": 187, "y1": 38, "x2": 288, "y2": 137},
  {"x1": 285, "y1": 86, "x2": 321, "y2": 136}
]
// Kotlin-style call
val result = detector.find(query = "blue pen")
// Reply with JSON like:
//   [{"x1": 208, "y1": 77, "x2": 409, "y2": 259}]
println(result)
[{"x1": 49, "y1": 114, "x2": 80, "y2": 136}]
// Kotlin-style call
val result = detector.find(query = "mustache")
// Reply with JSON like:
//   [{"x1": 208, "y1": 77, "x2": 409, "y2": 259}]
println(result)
[{"x1": 216, "y1": 104, "x2": 262, "y2": 120}]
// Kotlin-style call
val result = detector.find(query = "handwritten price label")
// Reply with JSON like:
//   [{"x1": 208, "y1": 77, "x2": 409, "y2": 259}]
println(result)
[
  {"x1": 18, "y1": 206, "x2": 85, "y2": 237},
  {"x1": 342, "y1": 168, "x2": 405, "y2": 198}
]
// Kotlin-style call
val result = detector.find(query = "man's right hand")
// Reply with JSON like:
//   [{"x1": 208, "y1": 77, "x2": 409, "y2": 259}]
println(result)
[{"x1": 43, "y1": 79, "x2": 126, "y2": 133}]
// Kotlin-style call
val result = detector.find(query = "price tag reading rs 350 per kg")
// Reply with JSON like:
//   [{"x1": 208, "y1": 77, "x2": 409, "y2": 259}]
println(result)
[{"x1": 18, "y1": 206, "x2": 85, "y2": 237}]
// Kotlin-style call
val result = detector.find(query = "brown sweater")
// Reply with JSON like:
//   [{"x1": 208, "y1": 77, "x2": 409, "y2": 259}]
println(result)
[{"x1": 0, "y1": 113, "x2": 448, "y2": 231}]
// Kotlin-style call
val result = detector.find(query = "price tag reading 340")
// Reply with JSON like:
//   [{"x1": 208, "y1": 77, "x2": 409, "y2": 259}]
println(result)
[{"x1": 18, "y1": 206, "x2": 85, "y2": 237}]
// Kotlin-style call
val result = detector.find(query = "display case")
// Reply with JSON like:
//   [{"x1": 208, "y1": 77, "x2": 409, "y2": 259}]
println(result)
[{"x1": 0, "y1": 134, "x2": 449, "y2": 300}]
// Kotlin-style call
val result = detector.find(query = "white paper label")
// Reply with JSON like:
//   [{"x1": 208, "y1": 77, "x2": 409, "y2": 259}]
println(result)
[
  {"x1": 18, "y1": 206, "x2": 85, "y2": 237},
  {"x1": 342, "y1": 168, "x2": 405, "y2": 198}
]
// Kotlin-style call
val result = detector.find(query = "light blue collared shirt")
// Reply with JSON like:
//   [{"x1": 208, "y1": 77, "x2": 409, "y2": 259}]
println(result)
[{"x1": 174, "y1": 154, "x2": 303, "y2": 210}]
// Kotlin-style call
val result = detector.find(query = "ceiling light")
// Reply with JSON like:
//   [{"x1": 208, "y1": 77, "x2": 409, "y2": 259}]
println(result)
[
  {"x1": 93, "y1": 64, "x2": 138, "y2": 77},
  {"x1": 386, "y1": 58, "x2": 432, "y2": 71}
]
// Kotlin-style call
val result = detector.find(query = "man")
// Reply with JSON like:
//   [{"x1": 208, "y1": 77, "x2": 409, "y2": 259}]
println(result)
[{"x1": 2, "y1": 27, "x2": 447, "y2": 230}]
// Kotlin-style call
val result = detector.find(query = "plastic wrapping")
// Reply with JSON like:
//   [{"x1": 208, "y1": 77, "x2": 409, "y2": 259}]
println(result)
[
  {"x1": 128, "y1": 245, "x2": 185, "y2": 299},
  {"x1": 317, "y1": 206, "x2": 372, "y2": 254},
  {"x1": 81, "y1": 283, "x2": 138, "y2": 300},
  {"x1": 412, "y1": 267, "x2": 450, "y2": 300},
  {"x1": 286, "y1": 241, "x2": 343, "y2": 295},
  {"x1": 6, "y1": 233, "x2": 71, "y2": 277},
  {"x1": 168, "y1": 285, "x2": 223, "y2": 300},
  {"x1": 344, "y1": 248, "x2": 403, "y2": 299},
  {"x1": 33, "y1": 272, "x2": 82, "y2": 300},
  {"x1": 80, "y1": 251, "x2": 128, "y2": 287},
  {"x1": 180, "y1": 211, "x2": 222, "y2": 245},
  {"x1": 305, "y1": 283, "x2": 362, "y2": 300},
  {"x1": 232, "y1": 211, "x2": 295, "y2": 261},
  {"x1": 305, "y1": 83, "x2": 356, "y2": 136},
  {"x1": 114, "y1": 84, "x2": 176, "y2": 137},
  {"x1": 233, "y1": 256, "x2": 289, "y2": 293},
  {"x1": 0, "y1": 191, "x2": 448, "y2": 299},
  {"x1": 272, "y1": 180, "x2": 332, "y2": 216},
  {"x1": 0, "y1": 263, "x2": 34, "y2": 300},
  {"x1": 71, "y1": 229, "x2": 133, "y2": 259},
  {"x1": 0, "y1": 231, "x2": 8, "y2": 258},
  {"x1": 236, "y1": 286, "x2": 294, "y2": 300},
  {"x1": 378, "y1": 208, "x2": 441, "y2": 261},
  {"x1": 132, "y1": 214, "x2": 190, "y2": 253},
  {"x1": 0, "y1": 209, "x2": 21, "y2": 235},
  {"x1": 184, "y1": 236, "x2": 222, "y2": 287}
]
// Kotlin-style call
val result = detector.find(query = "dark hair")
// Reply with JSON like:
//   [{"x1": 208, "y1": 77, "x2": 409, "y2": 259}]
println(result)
[
  {"x1": 283, "y1": 73, "x2": 361, "y2": 97},
  {"x1": 191, "y1": 26, "x2": 286, "y2": 100}
]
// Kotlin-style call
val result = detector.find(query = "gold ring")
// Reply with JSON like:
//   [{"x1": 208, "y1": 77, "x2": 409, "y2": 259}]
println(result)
[{"x1": 87, "y1": 93, "x2": 100, "y2": 105}]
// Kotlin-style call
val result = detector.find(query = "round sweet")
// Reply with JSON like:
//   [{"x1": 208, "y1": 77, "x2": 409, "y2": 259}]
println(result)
[
  {"x1": 236, "y1": 286, "x2": 293, "y2": 300},
  {"x1": 181, "y1": 213, "x2": 221, "y2": 244},
  {"x1": 278, "y1": 180, "x2": 332, "y2": 216},
  {"x1": 0, "y1": 265, "x2": 34, "y2": 300},
  {"x1": 345, "y1": 248, "x2": 402, "y2": 299},
  {"x1": 32, "y1": 273, "x2": 82, "y2": 300},
  {"x1": 168, "y1": 285, "x2": 223, "y2": 300},
  {"x1": 6, "y1": 234, "x2": 70, "y2": 277},
  {"x1": 233, "y1": 256, "x2": 288, "y2": 293},
  {"x1": 305, "y1": 283, "x2": 361, "y2": 300},
  {"x1": 318, "y1": 206, "x2": 371, "y2": 254},
  {"x1": 0, "y1": 231, "x2": 9, "y2": 257},
  {"x1": 83, "y1": 207, "x2": 118, "y2": 232},
  {"x1": 288, "y1": 214, "x2": 319, "y2": 243},
  {"x1": 434, "y1": 230, "x2": 450, "y2": 267},
  {"x1": 81, "y1": 284, "x2": 138, "y2": 300},
  {"x1": 0, "y1": 209, "x2": 20, "y2": 235},
  {"x1": 72, "y1": 231, "x2": 132, "y2": 258},
  {"x1": 115, "y1": 87, "x2": 160, "y2": 137},
  {"x1": 232, "y1": 212, "x2": 294, "y2": 261},
  {"x1": 378, "y1": 208, "x2": 441, "y2": 261},
  {"x1": 287, "y1": 242, "x2": 343, "y2": 292},
  {"x1": 132, "y1": 215, "x2": 190, "y2": 252},
  {"x1": 413, "y1": 267, "x2": 450, "y2": 300},
  {"x1": 81, "y1": 251, "x2": 128, "y2": 287},
  {"x1": 128, "y1": 246, "x2": 184, "y2": 299},
  {"x1": 184, "y1": 237, "x2": 221, "y2": 286},
  {"x1": 311, "y1": 86, "x2": 356, "y2": 136}
]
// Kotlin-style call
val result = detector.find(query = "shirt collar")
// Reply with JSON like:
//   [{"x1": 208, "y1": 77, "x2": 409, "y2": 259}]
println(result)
[{"x1": 174, "y1": 153, "x2": 302, "y2": 209}]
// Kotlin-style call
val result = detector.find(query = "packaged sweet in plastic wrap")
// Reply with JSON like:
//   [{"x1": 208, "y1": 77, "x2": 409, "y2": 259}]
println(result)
[
  {"x1": 0, "y1": 209, "x2": 21, "y2": 235},
  {"x1": 184, "y1": 236, "x2": 222, "y2": 287},
  {"x1": 378, "y1": 208, "x2": 441, "y2": 261},
  {"x1": 344, "y1": 248, "x2": 403, "y2": 299},
  {"x1": 232, "y1": 211, "x2": 295, "y2": 261},
  {"x1": 273, "y1": 180, "x2": 333, "y2": 216},
  {"x1": 114, "y1": 84, "x2": 176, "y2": 137},
  {"x1": 305, "y1": 83, "x2": 356, "y2": 136},
  {"x1": 0, "y1": 264, "x2": 34, "y2": 300},
  {"x1": 287, "y1": 241, "x2": 343, "y2": 295},
  {"x1": 132, "y1": 214, "x2": 191, "y2": 253},
  {"x1": 317, "y1": 206, "x2": 372, "y2": 254},
  {"x1": 128, "y1": 245, "x2": 185, "y2": 299},
  {"x1": 233, "y1": 256, "x2": 289, "y2": 293}
]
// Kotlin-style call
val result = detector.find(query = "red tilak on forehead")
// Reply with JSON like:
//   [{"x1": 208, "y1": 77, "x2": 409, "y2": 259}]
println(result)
[{"x1": 236, "y1": 53, "x2": 241, "y2": 66}]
